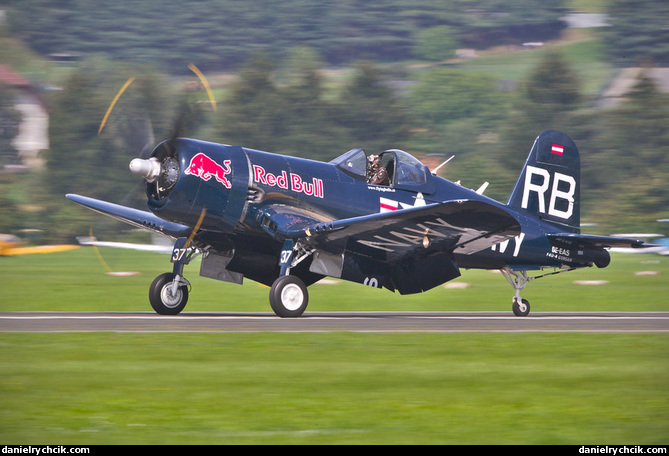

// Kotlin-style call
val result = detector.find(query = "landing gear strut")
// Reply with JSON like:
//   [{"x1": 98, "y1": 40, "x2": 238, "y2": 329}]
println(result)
[
  {"x1": 500, "y1": 266, "x2": 584, "y2": 316},
  {"x1": 501, "y1": 267, "x2": 532, "y2": 316}
]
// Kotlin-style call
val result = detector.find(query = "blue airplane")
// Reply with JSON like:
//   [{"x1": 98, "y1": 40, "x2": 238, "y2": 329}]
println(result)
[{"x1": 67, "y1": 129, "x2": 651, "y2": 317}]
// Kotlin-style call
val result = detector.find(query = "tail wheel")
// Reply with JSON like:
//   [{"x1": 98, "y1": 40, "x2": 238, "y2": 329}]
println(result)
[
  {"x1": 270, "y1": 275, "x2": 309, "y2": 318},
  {"x1": 149, "y1": 272, "x2": 189, "y2": 315}
]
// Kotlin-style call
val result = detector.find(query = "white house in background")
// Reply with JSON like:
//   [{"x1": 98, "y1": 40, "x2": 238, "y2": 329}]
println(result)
[{"x1": 0, "y1": 64, "x2": 49, "y2": 169}]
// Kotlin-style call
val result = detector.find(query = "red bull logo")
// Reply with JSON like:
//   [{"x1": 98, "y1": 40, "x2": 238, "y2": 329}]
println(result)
[{"x1": 185, "y1": 153, "x2": 232, "y2": 188}]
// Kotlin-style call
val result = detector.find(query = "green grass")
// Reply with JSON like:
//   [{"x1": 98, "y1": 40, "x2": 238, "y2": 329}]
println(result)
[
  {"x1": 1, "y1": 247, "x2": 667, "y2": 313},
  {"x1": 1, "y1": 248, "x2": 668, "y2": 444},
  {"x1": 1, "y1": 332, "x2": 667, "y2": 444}
]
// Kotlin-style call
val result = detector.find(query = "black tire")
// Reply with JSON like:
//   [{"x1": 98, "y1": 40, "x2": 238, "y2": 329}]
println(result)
[
  {"x1": 149, "y1": 272, "x2": 189, "y2": 315},
  {"x1": 512, "y1": 298, "x2": 530, "y2": 317},
  {"x1": 269, "y1": 275, "x2": 309, "y2": 318}
]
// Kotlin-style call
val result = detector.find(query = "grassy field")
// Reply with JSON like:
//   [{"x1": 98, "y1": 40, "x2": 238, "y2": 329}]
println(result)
[
  {"x1": 1, "y1": 247, "x2": 667, "y2": 313},
  {"x1": 2, "y1": 0, "x2": 666, "y2": 444},
  {"x1": 1, "y1": 248, "x2": 668, "y2": 444},
  {"x1": 1, "y1": 332, "x2": 667, "y2": 445}
]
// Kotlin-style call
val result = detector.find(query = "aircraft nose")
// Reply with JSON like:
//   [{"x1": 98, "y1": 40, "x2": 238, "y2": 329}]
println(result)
[{"x1": 130, "y1": 157, "x2": 161, "y2": 182}]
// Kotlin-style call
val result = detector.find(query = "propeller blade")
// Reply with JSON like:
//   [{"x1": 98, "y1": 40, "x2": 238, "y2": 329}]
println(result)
[
  {"x1": 98, "y1": 77, "x2": 135, "y2": 136},
  {"x1": 188, "y1": 64, "x2": 217, "y2": 112},
  {"x1": 184, "y1": 207, "x2": 207, "y2": 250},
  {"x1": 162, "y1": 65, "x2": 216, "y2": 155}
]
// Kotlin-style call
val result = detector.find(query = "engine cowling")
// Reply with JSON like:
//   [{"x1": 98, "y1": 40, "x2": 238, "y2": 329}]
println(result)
[{"x1": 130, "y1": 138, "x2": 249, "y2": 232}]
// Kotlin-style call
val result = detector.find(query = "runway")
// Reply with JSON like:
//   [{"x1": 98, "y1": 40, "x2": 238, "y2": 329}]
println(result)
[{"x1": 1, "y1": 312, "x2": 668, "y2": 333}]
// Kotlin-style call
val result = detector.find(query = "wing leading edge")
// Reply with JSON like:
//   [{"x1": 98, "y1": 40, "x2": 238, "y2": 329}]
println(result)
[{"x1": 66, "y1": 194, "x2": 193, "y2": 239}]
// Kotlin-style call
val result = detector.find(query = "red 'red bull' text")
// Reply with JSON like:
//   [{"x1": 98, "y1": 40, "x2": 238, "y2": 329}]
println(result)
[{"x1": 252, "y1": 164, "x2": 324, "y2": 198}]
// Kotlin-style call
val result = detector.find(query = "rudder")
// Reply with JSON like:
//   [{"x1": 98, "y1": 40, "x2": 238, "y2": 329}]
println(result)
[{"x1": 507, "y1": 130, "x2": 580, "y2": 232}]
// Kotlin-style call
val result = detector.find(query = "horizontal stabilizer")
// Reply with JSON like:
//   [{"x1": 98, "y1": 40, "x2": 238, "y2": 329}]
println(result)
[{"x1": 547, "y1": 233, "x2": 650, "y2": 249}]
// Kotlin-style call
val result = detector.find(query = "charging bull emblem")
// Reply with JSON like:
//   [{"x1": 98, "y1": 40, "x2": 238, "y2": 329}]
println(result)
[{"x1": 185, "y1": 153, "x2": 232, "y2": 188}]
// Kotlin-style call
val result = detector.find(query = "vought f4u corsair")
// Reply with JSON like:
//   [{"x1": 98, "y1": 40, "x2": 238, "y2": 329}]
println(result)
[{"x1": 68, "y1": 130, "x2": 651, "y2": 317}]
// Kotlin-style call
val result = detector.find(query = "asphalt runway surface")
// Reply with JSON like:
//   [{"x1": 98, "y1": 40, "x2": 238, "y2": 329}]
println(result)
[{"x1": 0, "y1": 312, "x2": 668, "y2": 333}]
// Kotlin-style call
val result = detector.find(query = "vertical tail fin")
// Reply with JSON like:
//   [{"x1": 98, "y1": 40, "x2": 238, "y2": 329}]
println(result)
[{"x1": 507, "y1": 130, "x2": 580, "y2": 232}]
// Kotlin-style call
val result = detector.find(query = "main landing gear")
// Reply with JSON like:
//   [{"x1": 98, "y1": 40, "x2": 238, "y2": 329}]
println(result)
[
  {"x1": 269, "y1": 275, "x2": 309, "y2": 318},
  {"x1": 269, "y1": 239, "x2": 310, "y2": 318},
  {"x1": 149, "y1": 272, "x2": 190, "y2": 315},
  {"x1": 147, "y1": 236, "x2": 311, "y2": 318},
  {"x1": 149, "y1": 237, "x2": 196, "y2": 315}
]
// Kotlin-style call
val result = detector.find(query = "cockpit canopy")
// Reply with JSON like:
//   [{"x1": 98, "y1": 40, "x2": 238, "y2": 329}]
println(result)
[
  {"x1": 330, "y1": 148, "x2": 368, "y2": 178},
  {"x1": 330, "y1": 148, "x2": 435, "y2": 194}
]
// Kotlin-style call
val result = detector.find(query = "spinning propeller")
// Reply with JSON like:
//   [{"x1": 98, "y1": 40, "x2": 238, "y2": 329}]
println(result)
[
  {"x1": 90, "y1": 65, "x2": 217, "y2": 273},
  {"x1": 99, "y1": 64, "x2": 217, "y2": 201}
]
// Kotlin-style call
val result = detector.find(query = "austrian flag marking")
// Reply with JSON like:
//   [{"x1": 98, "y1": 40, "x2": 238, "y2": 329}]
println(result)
[{"x1": 551, "y1": 144, "x2": 564, "y2": 155}]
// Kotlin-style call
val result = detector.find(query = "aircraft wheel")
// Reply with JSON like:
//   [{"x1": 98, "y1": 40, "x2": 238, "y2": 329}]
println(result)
[
  {"x1": 270, "y1": 275, "x2": 309, "y2": 318},
  {"x1": 512, "y1": 298, "x2": 530, "y2": 317},
  {"x1": 149, "y1": 273, "x2": 189, "y2": 315}
]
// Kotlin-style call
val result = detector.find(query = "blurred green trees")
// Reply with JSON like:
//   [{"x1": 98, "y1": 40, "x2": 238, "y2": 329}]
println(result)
[
  {"x1": 5, "y1": 47, "x2": 669, "y2": 241},
  {"x1": 414, "y1": 26, "x2": 459, "y2": 62},
  {"x1": 7, "y1": 0, "x2": 567, "y2": 71},
  {"x1": 604, "y1": 0, "x2": 669, "y2": 66},
  {"x1": 497, "y1": 51, "x2": 585, "y2": 170},
  {"x1": 583, "y1": 73, "x2": 669, "y2": 228},
  {"x1": 1, "y1": 0, "x2": 668, "y2": 241},
  {"x1": 0, "y1": 83, "x2": 21, "y2": 166},
  {"x1": 213, "y1": 55, "x2": 409, "y2": 158}
]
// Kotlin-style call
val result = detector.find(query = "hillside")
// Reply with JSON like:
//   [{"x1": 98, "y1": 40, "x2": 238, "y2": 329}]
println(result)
[
  {"x1": 1, "y1": 0, "x2": 668, "y2": 240},
  {"x1": 6, "y1": 0, "x2": 567, "y2": 72}
]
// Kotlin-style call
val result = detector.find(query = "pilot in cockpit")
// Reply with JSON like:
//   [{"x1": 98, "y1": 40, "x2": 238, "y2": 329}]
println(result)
[{"x1": 366, "y1": 154, "x2": 389, "y2": 186}]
